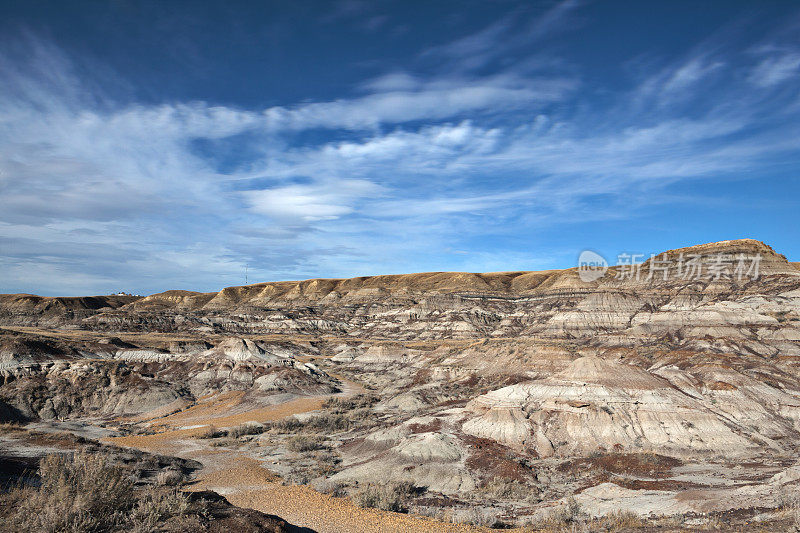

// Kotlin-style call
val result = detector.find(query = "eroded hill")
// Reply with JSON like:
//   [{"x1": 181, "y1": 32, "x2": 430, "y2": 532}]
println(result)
[{"x1": 1, "y1": 238, "x2": 800, "y2": 531}]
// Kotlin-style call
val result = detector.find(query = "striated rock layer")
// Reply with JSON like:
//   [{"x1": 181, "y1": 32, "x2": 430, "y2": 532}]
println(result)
[
  {"x1": 1, "y1": 238, "x2": 800, "y2": 521},
  {"x1": 2, "y1": 239, "x2": 797, "y2": 343}
]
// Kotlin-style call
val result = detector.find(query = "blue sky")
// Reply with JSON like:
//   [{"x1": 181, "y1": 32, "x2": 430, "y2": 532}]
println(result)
[{"x1": 1, "y1": 0, "x2": 799, "y2": 296}]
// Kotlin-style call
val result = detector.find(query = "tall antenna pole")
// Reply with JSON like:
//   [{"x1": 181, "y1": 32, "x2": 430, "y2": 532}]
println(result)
[{"x1": 245, "y1": 264, "x2": 248, "y2": 285}]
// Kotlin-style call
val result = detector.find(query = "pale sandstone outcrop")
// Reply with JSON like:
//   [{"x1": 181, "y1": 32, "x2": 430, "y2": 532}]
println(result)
[{"x1": 463, "y1": 357, "x2": 762, "y2": 457}]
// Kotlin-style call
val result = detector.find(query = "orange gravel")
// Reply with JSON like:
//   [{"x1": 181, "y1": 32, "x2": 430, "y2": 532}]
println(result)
[
  {"x1": 106, "y1": 394, "x2": 329, "y2": 453},
  {"x1": 203, "y1": 457, "x2": 483, "y2": 533}
]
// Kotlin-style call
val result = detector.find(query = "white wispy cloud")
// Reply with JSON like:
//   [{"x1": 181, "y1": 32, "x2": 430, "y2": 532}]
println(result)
[
  {"x1": 421, "y1": 0, "x2": 582, "y2": 73},
  {"x1": 260, "y1": 78, "x2": 573, "y2": 131},
  {"x1": 243, "y1": 179, "x2": 384, "y2": 221},
  {"x1": 749, "y1": 51, "x2": 800, "y2": 87},
  {"x1": 1, "y1": 7, "x2": 799, "y2": 295},
  {"x1": 660, "y1": 58, "x2": 725, "y2": 95}
]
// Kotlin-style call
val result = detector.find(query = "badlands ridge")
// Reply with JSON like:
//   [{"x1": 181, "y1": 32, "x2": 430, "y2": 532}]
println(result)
[{"x1": 1, "y1": 238, "x2": 800, "y2": 530}]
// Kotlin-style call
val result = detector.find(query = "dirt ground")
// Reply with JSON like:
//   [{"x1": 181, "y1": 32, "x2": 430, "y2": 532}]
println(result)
[{"x1": 104, "y1": 377, "x2": 483, "y2": 533}]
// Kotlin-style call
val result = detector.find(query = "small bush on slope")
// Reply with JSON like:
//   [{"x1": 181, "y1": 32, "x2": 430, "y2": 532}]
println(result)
[
  {"x1": 286, "y1": 434, "x2": 326, "y2": 452},
  {"x1": 322, "y1": 394, "x2": 378, "y2": 412},
  {"x1": 268, "y1": 394, "x2": 379, "y2": 436},
  {"x1": 353, "y1": 481, "x2": 419, "y2": 513},
  {"x1": 226, "y1": 423, "x2": 265, "y2": 438}
]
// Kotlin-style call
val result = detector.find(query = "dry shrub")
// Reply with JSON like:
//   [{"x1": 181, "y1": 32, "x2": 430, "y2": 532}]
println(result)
[
  {"x1": 270, "y1": 417, "x2": 304, "y2": 433},
  {"x1": 596, "y1": 509, "x2": 646, "y2": 530},
  {"x1": 1, "y1": 450, "x2": 190, "y2": 533},
  {"x1": 313, "y1": 479, "x2": 348, "y2": 497},
  {"x1": 7, "y1": 450, "x2": 135, "y2": 531},
  {"x1": 450, "y1": 507, "x2": 502, "y2": 528},
  {"x1": 0, "y1": 421, "x2": 21, "y2": 431},
  {"x1": 227, "y1": 422, "x2": 265, "y2": 438},
  {"x1": 272, "y1": 413, "x2": 352, "y2": 434},
  {"x1": 780, "y1": 487, "x2": 800, "y2": 528},
  {"x1": 198, "y1": 423, "x2": 264, "y2": 440},
  {"x1": 197, "y1": 424, "x2": 219, "y2": 439},
  {"x1": 156, "y1": 468, "x2": 185, "y2": 486},
  {"x1": 305, "y1": 413, "x2": 354, "y2": 433},
  {"x1": 309, "y1": 451, "x2": 341, "y2": 478},
  {"x1": 353, "y1": 481, "x2": 418, "y2": 512},
  {"x1": 287, "y1": 435, "x2": 326, "y2": 452},
  {"x1": 269, "y1": 398, "x2": 377, "y2": 436},
  {"x1": 323, "y1": 394, "x2": 378, "y2": 412},
  {"x1": 527, "y1": 496, "x2": 583, "y2": 529},
  {"x1": 128, "y1": 487, "x2": 190, "y2": 532},
  {"x1": 524, "y1": 504, "x2": 650, "y2": 532},
  {"x1": 209, "y1": 437, "x2": 238, "y2": 447}
]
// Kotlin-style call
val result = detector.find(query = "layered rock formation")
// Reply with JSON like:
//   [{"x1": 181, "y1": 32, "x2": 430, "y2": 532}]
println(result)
[
  {"x1": 0, "y1": 329, "x2": 337, "y2": 421},
  {"x1": 462, "y1": 356, "x2": 791, "y2": 457},
  {"x1": 1, "y1": 238, "x2": 799, "y2": 523},
  {"x1": 0, "y1": 294, "x2": 139, "y2": 327},
  {"x1": 3, "y1": 240, "x2": 795, "y2": 345}
]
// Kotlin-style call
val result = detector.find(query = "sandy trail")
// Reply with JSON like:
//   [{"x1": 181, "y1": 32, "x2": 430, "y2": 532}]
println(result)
[{"x1": 105, "y1": 373, "x2": 481, "y2": 532}]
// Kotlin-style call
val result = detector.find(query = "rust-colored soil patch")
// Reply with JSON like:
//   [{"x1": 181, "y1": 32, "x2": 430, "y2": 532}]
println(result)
[
  {"x1": 408, "y1": 418, "x2": 443, "y2": 434},
  {"x1": 105, "y1": 426, "x2": 209, "y2": 453},
  {"x1": 207, "y1": 396, "x2": 327, "y2": 428},
  {"x1": 613, "y1": 477, "x2": 705, "y2": 491},
  {"x1": 560, "y1": 452, "x2": 682, "y2": 479},
  {"x1": 463, "y1": 434, "x2": 532, "y2": 483},
  {"x1": 129, "y1": 391, "x2": 329, "y2": 433},
  {"x1": 151, "y1": 391, "x2": 249, "y2": 427},
  {"x1": 106, "y1": 395, "x2": 328, "y2": 454}
]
